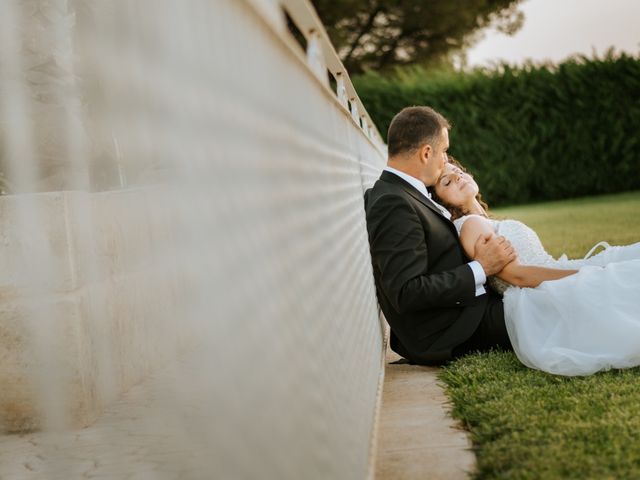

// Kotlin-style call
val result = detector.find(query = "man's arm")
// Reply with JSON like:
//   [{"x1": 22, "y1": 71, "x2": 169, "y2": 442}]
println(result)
[{"x1": 367, "y1": 194, "x2": 476, "y2": 313}]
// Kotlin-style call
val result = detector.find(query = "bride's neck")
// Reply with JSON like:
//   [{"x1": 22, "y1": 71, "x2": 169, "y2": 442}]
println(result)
[{"x1": 464, "y1": 199, "x2": 487, "y2": 217}]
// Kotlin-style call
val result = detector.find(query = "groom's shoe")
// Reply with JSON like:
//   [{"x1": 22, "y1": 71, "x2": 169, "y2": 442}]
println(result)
[{"x1": 389, "y1": 358, "x2": 412, "y2": 365}]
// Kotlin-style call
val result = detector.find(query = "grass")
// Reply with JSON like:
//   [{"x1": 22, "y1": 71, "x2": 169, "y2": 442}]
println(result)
[
  {"x1": 439, "y1": 190, "x2": 640, "y2": 480},
  {"x1": 492, "y1": 191, "x2": 640, "y2": 258},
  {"x1": 441, "y1": 352, "x2": 640, "y2": 479}
]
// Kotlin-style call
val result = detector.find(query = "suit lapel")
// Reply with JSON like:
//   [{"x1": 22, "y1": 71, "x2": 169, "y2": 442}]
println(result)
[
  {"x1": 379, "y1": 170, "x2": 450, "y2": 220},
  {"x1": 379, "y1": 171, "x2": 467, "y2": 254}
]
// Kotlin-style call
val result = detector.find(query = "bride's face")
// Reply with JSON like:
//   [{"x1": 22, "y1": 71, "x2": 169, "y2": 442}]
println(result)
[{"x1": 434, "y1": 163, "x2": 479, "y2": 208}]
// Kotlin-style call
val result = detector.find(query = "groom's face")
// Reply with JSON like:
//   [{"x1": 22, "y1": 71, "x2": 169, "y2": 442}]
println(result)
[{"x1": 422, "y1": 127, "x2": 449, "y2": 186}]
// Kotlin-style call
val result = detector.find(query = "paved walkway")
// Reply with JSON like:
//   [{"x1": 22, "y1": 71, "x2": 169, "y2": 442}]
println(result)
[
  {"x1": 1, "y1": 346, "x2": 475, "y2": 480},
  {"x1": 0, "y1": 352, "x2": 219, "y2": 479},
  {"x1": 375, "y1": 349, "x2": 476, "y2": 480}
]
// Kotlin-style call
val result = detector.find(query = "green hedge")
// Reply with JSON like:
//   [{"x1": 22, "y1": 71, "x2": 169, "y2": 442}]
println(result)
[{"x1": 354, "y1": 54, "x2": 640, "y2": 206}]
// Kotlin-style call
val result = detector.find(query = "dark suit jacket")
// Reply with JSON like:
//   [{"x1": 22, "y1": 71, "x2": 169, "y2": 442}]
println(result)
[{"x1": 364, "y1": 170, "x2": 489, "y2": 364}]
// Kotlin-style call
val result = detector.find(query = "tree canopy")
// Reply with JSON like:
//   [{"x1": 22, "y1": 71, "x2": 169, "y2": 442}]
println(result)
[{"x1": 311, "y1": 0, "x2": 524, "y2": 74}]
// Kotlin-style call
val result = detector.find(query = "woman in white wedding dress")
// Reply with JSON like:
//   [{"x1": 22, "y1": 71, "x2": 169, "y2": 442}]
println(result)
[{"x1": 431, "y1": 160, "x2": 640, "y2": 376}]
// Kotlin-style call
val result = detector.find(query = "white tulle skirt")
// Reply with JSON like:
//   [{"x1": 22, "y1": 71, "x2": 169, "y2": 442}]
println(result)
[{"x1": 503, "y1": 242, "x2": 640, "y2": 376}]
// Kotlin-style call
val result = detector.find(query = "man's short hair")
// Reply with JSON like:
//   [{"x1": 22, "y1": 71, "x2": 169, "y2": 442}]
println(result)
[{"x1": 387, "y1": 106, "x2": 451, "y2": 157}]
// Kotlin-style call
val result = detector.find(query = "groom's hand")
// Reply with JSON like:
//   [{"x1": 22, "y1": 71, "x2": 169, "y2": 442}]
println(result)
[{"x1": 474, "y1": 233, "x2": 517, "y2": 276}]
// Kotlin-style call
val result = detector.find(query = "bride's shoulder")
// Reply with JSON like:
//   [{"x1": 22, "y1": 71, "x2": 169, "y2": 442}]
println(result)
[{"x1": 452, "y1": 214, "x2": 493, "y2": 234}]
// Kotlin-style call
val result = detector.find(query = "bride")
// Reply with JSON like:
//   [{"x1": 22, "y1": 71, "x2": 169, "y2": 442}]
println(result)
[{"x1": 431, "y1": 159, "x2": 640, "y2": 376}]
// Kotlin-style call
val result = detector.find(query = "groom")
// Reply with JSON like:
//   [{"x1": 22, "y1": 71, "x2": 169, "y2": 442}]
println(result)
[{"x1": 365, "y1": 106, "x2": 514, "y2": 365}]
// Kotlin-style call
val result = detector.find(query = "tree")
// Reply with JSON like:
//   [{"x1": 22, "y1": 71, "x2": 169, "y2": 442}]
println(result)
[{"x1": 311, "y1": 0, "x2": 524, "y2": 74}]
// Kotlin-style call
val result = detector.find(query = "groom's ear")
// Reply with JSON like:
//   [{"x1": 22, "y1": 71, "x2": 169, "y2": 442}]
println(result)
[{"x1": 418, "y1": 143, "x2": 432, "y2": 164}]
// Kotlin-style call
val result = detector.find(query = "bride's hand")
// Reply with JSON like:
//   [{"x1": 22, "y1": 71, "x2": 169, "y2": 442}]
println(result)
[{"x1": 474, "y1": 233, "x2": 517, "y2": 276}]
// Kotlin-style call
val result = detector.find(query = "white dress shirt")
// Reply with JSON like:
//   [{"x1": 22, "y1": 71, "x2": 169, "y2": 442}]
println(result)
[{"x1": 383, "y1": 166, "x2": 487, "y2": 296}]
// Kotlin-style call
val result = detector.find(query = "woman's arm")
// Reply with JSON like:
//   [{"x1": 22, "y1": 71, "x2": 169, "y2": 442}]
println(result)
[
  {"x1": 459, "y1": 216, "x2": 578, "y2": 288},
  {"x1": 496, "y1": 262, "x2": 577, "y2": 288}
]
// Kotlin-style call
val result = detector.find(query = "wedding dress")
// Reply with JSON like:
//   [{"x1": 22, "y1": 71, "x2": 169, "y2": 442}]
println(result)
[{"x1": 454, "y1": 215, "x2": 640, "y2": 376}]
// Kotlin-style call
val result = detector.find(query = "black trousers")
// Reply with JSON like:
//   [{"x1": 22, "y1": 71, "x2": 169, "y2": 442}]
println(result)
[{"x1": 452, "y1": 292, "x2": 513, "y2": 358}]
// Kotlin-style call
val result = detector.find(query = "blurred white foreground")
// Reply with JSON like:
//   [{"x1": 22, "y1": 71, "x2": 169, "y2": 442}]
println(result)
[{"x1": 0, "y1": 0, "x2": 386, "y2": 478}]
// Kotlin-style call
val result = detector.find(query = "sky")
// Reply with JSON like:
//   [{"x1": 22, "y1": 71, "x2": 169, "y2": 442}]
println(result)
[{"x1": 466, "y1": 0, "x2": 640, "y2": 67}]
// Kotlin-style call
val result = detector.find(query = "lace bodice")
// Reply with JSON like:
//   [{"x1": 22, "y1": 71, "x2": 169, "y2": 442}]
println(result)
[{"x1": 453, "y1": 215, "x2": 557, "y2": 293}]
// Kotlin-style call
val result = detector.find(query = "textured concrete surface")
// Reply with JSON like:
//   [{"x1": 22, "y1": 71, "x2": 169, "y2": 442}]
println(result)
[
  {"x1": 0, "y1": 191, "x2": 195, "y2": 433},
  {"x1": 0, "y1": 347, "x2": 475, "y2": 480},
  {"x1": 0, "y1": 342, "x2": 385, "y2": 480},
  {"x1": 0, "y1": 351, "x2": 215, "y2": 479},
  {"x1": 1, "y1": 0, "x2": 387, "y2": 476},
  {"x1": 375, "y1": 349, "x2": 476, "y2": 480}
]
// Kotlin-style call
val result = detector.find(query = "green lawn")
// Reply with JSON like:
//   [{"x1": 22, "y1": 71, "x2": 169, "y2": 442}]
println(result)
[
  {"x1": 440, "y1": 190, "x2": 640, "y2": 480},
  {"x1": 492, "y1": 191, "x2": 640, "y2": 258}
]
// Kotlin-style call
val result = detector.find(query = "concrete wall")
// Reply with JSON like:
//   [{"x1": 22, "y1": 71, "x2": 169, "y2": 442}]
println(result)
[
  {"x1": 0, "y1": 190, "x2": 194, "y2": 431},
  {"x1": 0, "y1": 0, "x2": 387, "y2": 478}
]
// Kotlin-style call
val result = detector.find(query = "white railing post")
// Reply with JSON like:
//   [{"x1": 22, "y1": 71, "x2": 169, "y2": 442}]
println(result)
[
  {"x1": 362, "y1": 117, "x2": 370, "y2": 138},
  {"x1": 306, "y1": 30, "x2": 327, "y2": 85},
  {"x1": 336, "y1": 72, "x2": 348, "y2": 108},
  {"x1": 350, "y1": 97, "x2": 359, "y2": 124}
]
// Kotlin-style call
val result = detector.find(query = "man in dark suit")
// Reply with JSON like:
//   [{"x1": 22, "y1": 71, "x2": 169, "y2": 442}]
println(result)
[{"x1": 365, "y1": 106, "x2": 515, "y2": 365}]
